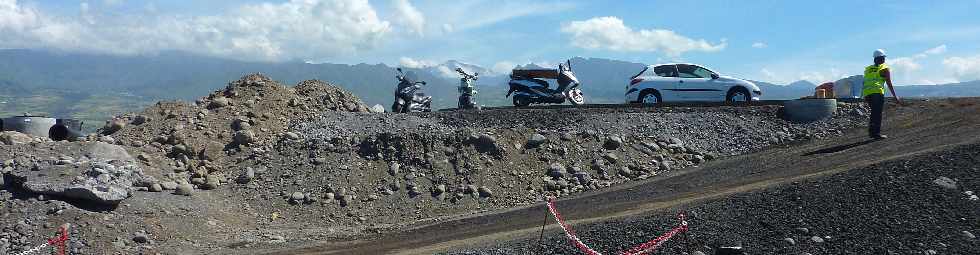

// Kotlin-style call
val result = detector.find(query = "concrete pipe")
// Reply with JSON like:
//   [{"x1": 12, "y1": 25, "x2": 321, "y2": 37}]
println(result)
[
  {"x1": 2, "y1": 116, "x2": 57, "y2": 137},
  {"x1": 781, "y1": 99, "x2": 838, "y2": 122}
]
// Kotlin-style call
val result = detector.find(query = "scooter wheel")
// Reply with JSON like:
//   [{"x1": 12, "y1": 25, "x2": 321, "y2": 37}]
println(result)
[{"x1": 513, "y1": 95, "x2": 531, "y2": 107}]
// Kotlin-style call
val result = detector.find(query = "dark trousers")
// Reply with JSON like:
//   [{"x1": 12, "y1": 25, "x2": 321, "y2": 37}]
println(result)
[{"x1": 865, "y1": 93, "x2": 884, "y2": 137}]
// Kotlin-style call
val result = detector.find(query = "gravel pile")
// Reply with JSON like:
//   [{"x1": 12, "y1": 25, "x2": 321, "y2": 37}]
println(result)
[
  {"x1": 451, "y1": 142, "x2": 980, "y2": 254},
  {"x1": 94, "y1": 74, "x2": 369, "y2": 191}
]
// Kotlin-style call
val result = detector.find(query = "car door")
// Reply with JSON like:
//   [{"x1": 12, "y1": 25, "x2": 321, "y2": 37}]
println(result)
[
  {"x1": 651, "y1": 64, "x2": 681, "y2": 101},
  {"x1": 674, "y1": 64, "x2": 713, "y2": 101}
]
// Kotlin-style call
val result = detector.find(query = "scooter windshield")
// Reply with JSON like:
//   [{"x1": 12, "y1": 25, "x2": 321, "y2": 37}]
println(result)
[{"x1": 403, "y1": 71, "x2": 420, "y2": 84}]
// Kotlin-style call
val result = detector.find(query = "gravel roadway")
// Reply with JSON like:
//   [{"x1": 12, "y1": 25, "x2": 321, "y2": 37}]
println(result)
[{"x1": 277, "y1": 98, "x2": 980, "y2": 254}]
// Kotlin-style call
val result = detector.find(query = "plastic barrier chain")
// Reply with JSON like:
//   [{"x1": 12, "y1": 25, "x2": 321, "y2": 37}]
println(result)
[
  {"x1": 618, "y1": 214, "x2": 688, "y2": 255},
  {"x1": 12, "y1": 224, "x2": 69, "y2": 255},
  {"x1": 546, "y1": 197, "x2": 604, "y2": 255},
  {"x1": 546, "y1": 197, "x2": 689, "y2": 255}
]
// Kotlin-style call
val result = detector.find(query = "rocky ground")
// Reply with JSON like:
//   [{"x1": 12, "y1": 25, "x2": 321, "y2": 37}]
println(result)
[
  {"x1": 0, "y1": 74, "x2": 870, "y2": 254},
  {"x1": 449, "y1": 142, "x2": 980, "y2": 255}
]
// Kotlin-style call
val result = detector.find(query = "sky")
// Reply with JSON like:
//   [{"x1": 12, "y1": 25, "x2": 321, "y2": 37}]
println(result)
[{"x1": 2, "y1": 0, "x2": 980, "y2": 85}]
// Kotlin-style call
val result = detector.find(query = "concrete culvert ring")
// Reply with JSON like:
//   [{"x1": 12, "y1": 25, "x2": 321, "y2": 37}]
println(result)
[
  {"x1": 782, "y1": 99, "x2": 838, "y2": 122},
  {"x1": 49, "y1": 124, "x2": 71, "y2": 141}
]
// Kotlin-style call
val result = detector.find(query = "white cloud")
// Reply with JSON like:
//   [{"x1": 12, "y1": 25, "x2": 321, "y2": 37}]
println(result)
[
  {"x1": 391, "y1": 0, "x2": 424, "y2": 37},
  {"x1": 751, "y1": 42, "x2": 767, "y2": 48},
  {"x1": 398, "y1": 56, "x2": 435, "y2": 68},
  {"x1": 923, "y1": 44, "x2": 947, "y2": 55},
  {"x1": 560, "y1": 16, "x2": 725, "y2": 56},
  {"x1": 441, "y1": 23, "x2": 453, "y2": 34},
  {"x1": 943, "y1": 55, "x2": 980, "y2": 81},
  {"x1": 890, "y1": 57, "x2": 921, "y2": 72},
  {"x1": 760, "y1": 68, "x2": 776, "y2": 80},
  {"x1": 0, "y1": 0, "x2": 392, "y2": 62}
]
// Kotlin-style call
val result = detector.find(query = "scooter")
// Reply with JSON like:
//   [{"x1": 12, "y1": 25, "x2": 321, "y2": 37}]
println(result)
[
  {"x1": 456, "y1": 67, "x2": 479, "y2": 109},
  {"x1": 506, "y1": 60, "x2": 585, "y2": 107},
  {"x1": 391, "y1": 68, "x2": 432, "y2": 113}
]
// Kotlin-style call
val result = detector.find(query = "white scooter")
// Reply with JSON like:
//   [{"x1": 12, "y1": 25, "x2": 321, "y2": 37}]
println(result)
[{"x1": 456, "y1": 68, "x2": 479, "y2": 109}]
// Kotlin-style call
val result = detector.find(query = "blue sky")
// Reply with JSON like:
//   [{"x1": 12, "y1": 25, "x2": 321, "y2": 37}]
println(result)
[{"x1": 2, "y1": 0, "x2": 980, "y2": 85}]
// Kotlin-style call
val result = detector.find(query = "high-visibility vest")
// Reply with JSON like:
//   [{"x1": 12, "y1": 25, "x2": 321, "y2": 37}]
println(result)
[{"x1": 863, "y1": 64, "x2": 889, "y2": 96}]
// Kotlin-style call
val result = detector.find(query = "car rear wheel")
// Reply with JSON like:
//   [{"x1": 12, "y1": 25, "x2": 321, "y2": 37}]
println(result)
[
  {"x1": 639, "y1": 90, "x2": 662, "y2": 106},
  {"x1": 727, "y1": 87, "x2": 751, "y2": 105}
]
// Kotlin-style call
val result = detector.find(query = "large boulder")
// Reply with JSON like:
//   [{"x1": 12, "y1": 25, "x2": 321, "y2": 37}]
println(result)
[
  {"x1": 7, "y1": 142, "x2": 154, "y2": 205},
  {"x1": 0, "y1": 131, "x2": 32, "y2": 145}
]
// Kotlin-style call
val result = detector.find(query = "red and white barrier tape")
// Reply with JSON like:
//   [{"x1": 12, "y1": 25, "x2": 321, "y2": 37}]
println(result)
[
  {"x1": 545, "y1": 197, "x2": 688, "y2": 255},
  {"x1": 12, "y1": 224, "x2": 69, "y2": 255},
  {"x1": 547, "y1": 197, "x2": 604, "y2": 255}
]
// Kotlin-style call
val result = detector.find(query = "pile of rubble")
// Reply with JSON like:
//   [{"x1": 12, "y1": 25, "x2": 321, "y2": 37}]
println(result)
[{"x1": 94, "y1": 74, "x2": 368, "y2": 194}]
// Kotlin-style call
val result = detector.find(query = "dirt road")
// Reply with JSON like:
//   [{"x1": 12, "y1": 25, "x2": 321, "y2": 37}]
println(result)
[{"x1": 276, "y1": 98, "x2": 980, "y2": 254}]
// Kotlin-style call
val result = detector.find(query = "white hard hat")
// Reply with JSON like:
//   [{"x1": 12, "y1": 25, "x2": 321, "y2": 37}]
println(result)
[{"x1": 873, "y1": 49, "x2": 886, "y2": 58}]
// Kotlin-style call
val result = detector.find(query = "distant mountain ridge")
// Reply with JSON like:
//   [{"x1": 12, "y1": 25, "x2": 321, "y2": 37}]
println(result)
[{"x1": 1, "y1": 49, "x2": 979, "y2": 124}]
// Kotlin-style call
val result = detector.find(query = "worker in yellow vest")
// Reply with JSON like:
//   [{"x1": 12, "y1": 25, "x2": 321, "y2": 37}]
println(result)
[{"x1": 863, "y1": 49, "x2": 902, "y2": 140}]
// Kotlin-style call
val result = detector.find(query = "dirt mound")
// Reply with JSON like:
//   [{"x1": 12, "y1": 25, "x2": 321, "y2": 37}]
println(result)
[{"x1": 98, "y1": 73, "x2": 368, "y2": 186}]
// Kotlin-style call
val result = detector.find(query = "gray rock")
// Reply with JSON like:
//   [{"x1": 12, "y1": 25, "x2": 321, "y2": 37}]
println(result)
[
  {"x1": 231, "y1": 119, "x2": 251, "y2": 131},
  {"x1": 290, "y1": 192, "x2": 305, "y2": 202},
  {"x1": 0, "y1": 131, "x2": 33, "y2": 145},
  {"x1": 233, "y1": 130, "x2": 257, "y2": 145},
  {"x1": 10, "y1": 143, "x2": 152, "y2": 205},
  {"x1": 101, "y1": 119, "x2": 127, "y2": 135},
  {"x1": 547, "y1": 163, "x2": 566, "y2": 178},
  {"x1": 161, "y1": 181, "x2": 178, "y2": 190},
  {"x1": 691, "y1": 252, "x2": 706, "y2": 255},
  {"x1": 642, "y1": 141, "x2": 661, "y2": 151},
  {"x1": 239, "y1": 167, "x2": 255, "y2": 183},
  {"x1": 527, "y1": 134, "x2": 548, "y2": 148},
  {"x1": 369, "y1": 104, "x2": 386, "y2": 113},
  {"x1": 475, "y1": 133, "x2": 499, "y2": 152},
  {"x1": 477, "y1": 186, "x2": 493, "y2": 198},
  {"x1": 933, "y1": 176, "x2": 957, "y2": 190},
  {"x1": 604, "y1": 135, "x2": 623, "y2": 150},
  {"x1": 148, "y1": 183, "x2": 163, "y2": 192},
  {"x1": 783, "y1": 237, "x2": 795, "y2": 245},
  {"x1": 795, "y1": 227, "x2": 810, "y2": 234},
  {"x1": 963, "y1": 230, "x2": 976, "y2": 239},
  {"x1": 284, "y1": 132, "x2": 301, "y2": 140},
  {"x1": 602, "y1": 152, "x2": 620, "y2": 164},
  {"x1": 810, "y1": 236, "x2": 824, "y2": 243},
  {"x1": 668, "y1": 137, "x2": 684, "y2": 146},
  {"x1": 132, "y1": 233, "x2": 149, "y2": 244},
  {"x1": 209, "y1": 97, "x2": 230, "y2": 109},
  {"x1": 434, "y1": 184, "x2": 447, "y2": 195},
  {"x1": 131, "y1": 115, "x2": 148, "y2": 125},
  {"x1": 618, "y1": 167, "x2": 633, "y2": 178},
  {"x1": 573, "y1": 172, "x2": 592, "y2": 184},
  {"x1": 175, "y1": 183, "x2": 194, "y2": 196},
  {"x1": 388, "y1": 162, "x2": 401, "y2": 176}
]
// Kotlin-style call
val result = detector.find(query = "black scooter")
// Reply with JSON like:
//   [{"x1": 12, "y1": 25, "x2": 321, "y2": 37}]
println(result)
[
  {"x1": 506, "y1": 60, "x2": 585, "y2": 107},
  {"x1": 391, "y1": 68, "x2": 432, "y2": 113}
]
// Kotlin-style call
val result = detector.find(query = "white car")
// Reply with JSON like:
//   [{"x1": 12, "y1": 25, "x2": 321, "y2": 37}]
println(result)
[{"x1": 625, "y1": 63, "x2": 762, "y2": 104}]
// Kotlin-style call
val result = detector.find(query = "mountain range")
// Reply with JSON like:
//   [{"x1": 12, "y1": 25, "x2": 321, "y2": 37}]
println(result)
[{"x1": 1, "y1": 49, "x2": 978, "y2": 127}]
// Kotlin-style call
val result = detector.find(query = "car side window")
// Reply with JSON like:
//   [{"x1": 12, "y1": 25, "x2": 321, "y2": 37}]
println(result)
[
  {"x1": 676, "y1": 64, "x2": 701, "y2": 78},
  {"x1": 652, "y1": 65, "x2": 677, "y2": 77},
  {"x1": 677, "y1": 64, "x2": 714, "y2": 79},
  {"x1": 692, "y1": 67, "x2": 714, "y2": 79}
]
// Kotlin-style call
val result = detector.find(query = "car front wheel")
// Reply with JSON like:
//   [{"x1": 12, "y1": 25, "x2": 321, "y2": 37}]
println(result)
[{"x1": 727, "y1": 87, "x2": 751, "y2": 104}]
